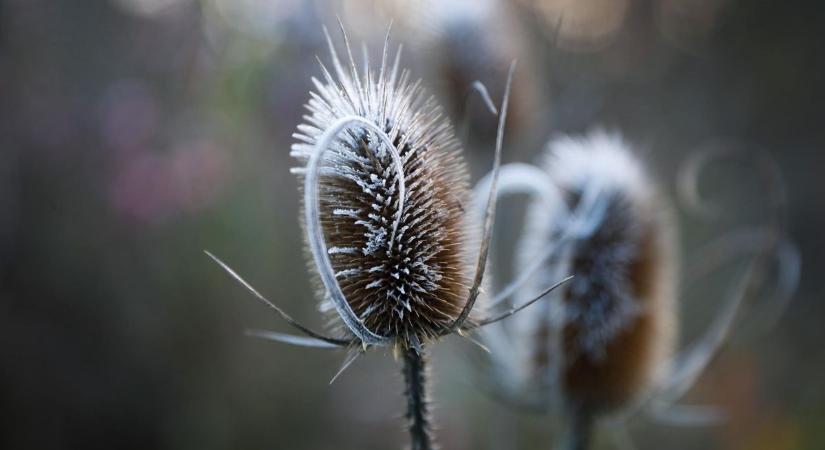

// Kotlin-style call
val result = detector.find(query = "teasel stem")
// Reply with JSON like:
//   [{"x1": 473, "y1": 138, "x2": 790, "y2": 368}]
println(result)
[
  {"x1": 561, "y1": 411, "x2": 594, "y2": 450},
  {"x1": 402, "y1": 347, "x2": 433, "y2": 450}
]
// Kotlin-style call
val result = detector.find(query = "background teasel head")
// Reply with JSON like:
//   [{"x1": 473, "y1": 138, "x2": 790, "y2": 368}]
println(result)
[
  {"x1": 517, "y1": 130, "x2": 676, "y2": 410},
  {"x1": 552, "y1": 132, "x2": 677, "y2": 412},
  {"x1": 474, "y1": 130, "x2": 677, "y2": 448},
  {"x1": 331, "y1": 0, "x2": 542, "y2": 150}
]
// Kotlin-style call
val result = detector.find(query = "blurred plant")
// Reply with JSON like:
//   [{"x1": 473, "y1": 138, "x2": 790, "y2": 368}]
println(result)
[
  {"x1": 205, "y1": 24, "x2": 569, "y2": 450},
  {"x1": 473, "y1": 131, "x2": 799, "y2": 449},
  {"x1": 654, "y1": 0, "x2": 732, "y2": 52},
  {"x1": 390, "y1": 0, "x2": 542, "y2": 146},
  {"x1": 513, "y1": 0, "x2": 630, "y2": 52},
  {"x1": 326, "y1": 0, "x2": 543, "y2": 152}
]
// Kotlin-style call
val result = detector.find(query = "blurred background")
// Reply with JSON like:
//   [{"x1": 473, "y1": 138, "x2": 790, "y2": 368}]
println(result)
[{"x1": 1, "y1": 0, "x2": 823, "y2": 449}]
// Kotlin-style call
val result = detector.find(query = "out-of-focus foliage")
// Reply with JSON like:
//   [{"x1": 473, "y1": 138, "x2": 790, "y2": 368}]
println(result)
[{"x1": 0, "y1": 0, "x2": 823, "y2": 449}]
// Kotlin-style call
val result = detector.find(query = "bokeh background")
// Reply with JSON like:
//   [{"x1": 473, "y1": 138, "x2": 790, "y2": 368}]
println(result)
[{"x1": 1, "y1": 0, "x2": 823, "y2": 449}]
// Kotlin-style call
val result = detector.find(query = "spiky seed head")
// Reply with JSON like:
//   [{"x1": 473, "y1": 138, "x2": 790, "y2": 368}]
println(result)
[
  {"x1": 290, "y1": 30, "x2": 472, "y2": 349},
  {"x1": 510, "y1": 130, "x2": 677, "y2": 414}
]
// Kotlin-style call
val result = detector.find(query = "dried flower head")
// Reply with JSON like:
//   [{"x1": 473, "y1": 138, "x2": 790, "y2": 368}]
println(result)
[
  {"x1": 539, "y1": 131, "x2": 678, "y2": 415},
  {"x1": 493, "y1": 131, "x2": 677, "y2": 415},
  {"x1": 288, "y1": 27, "x2": 476, "y2": 349}
]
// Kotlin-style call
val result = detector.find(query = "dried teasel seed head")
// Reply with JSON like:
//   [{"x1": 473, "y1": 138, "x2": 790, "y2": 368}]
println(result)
[
  {"x1": 506, "y1": 130, "x2": 677, "y2": 416},
  {"x1": 290, "y1": 28, "x2": 473, "y2": 349}
]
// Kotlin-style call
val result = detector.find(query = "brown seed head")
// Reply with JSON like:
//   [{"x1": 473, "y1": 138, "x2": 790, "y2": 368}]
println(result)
[
  {"x1": 290, "y1": 29, "x2": 473, "y2": 348},
  {"x1": 496, "y1": 130, "x2": 677, "y2": 415}
]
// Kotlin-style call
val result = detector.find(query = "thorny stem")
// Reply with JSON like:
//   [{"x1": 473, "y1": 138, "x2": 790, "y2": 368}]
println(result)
[{"x1": 402, "y1": 347, "x2": 433, "y2": 450}]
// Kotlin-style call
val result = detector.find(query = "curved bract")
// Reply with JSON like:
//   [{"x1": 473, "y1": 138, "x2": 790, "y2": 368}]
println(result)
[{"x1": 302, "y1": 116, "x2": 406, "y2": 345}]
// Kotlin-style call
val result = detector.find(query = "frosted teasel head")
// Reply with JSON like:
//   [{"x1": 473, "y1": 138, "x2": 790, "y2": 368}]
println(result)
[
  {"x1": 538, "y1": 131, "x2": 677, "y2": 369},
  {"x1": 287, "y1": 26, "x2": 477, "y2": 349},
  {"x1": 269, "y1": 25, "x2": 555, "y2": 353},
  {"x1": 203, "y1": 26, "x2": 570, "y2": 386}
]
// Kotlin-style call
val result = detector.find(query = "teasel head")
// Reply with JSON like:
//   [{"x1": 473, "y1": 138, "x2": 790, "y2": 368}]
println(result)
[
  {"x1": 279, "y1": 26, "x2": 565, "y2": 357},
  {"x1": 541, "y1": 131, "x2": 678, "y2": 418},
  {"x1": 204, "y1": 24, "x2": 555, "y2": 352},
  {"x1": 473, "y1": 130, "x2": 677, "y2": 448},
  {"x1": 285, "y1": 25, "x2": 488, "y2": 352}
]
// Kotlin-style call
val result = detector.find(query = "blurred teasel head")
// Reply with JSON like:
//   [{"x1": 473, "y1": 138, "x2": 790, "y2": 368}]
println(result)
[
  {"x1": 537, "y1": 131, "x2": 677, "y2": 416},
  {"x1": 478, "y1": 130, "x2": 677, "y2": 445},
  {"x1": 289, "y1": 26, "x2": 477, "y2": 350},
  {"x1": 397, "y1": 0, "x2": 541, "y2": 146}
]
